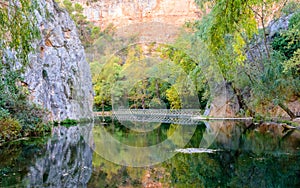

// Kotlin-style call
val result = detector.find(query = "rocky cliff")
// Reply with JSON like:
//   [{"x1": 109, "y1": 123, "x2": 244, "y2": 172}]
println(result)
[
  {"x1": 25, "y1": 0, "x2": 93, "y2": 121},
  {"x1": 77, "y1": 0, "x2": 200, "y2": 27},
  {"x1": 72, "y1": 0, "x2": 201, "y2": 42}
]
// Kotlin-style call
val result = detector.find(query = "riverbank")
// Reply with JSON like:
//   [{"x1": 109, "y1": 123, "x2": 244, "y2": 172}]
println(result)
[
  {"x1": 0, "y1": 117, "x2": 95, "y2": 146},
  {"x1": 2, "y1": 111, "x2": 299, "y2": 147}
]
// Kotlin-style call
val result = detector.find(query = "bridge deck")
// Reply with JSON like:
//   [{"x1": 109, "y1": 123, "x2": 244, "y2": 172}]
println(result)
[{"x1": 94, "y1": 109, "x2": 253, "y2": 124}]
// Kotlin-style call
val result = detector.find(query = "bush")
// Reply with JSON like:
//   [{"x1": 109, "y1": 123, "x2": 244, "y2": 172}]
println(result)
[
  {"x1": 288, "y1": 11, "x2": 300, "y2": 29},
  {"x1": 0, "y1": 118, "x2": 22, "y2": 142},
  {"x1": 272, "y1": 12, "x2": 300, "y2": 60},
  {"x1": 54, "y1": 118, "x2": 78, "y2": 127}
]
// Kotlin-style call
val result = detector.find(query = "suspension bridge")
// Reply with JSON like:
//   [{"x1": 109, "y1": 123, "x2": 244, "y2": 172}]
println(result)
[{"x1": 94, "y1": 109, "x2": 253, "y2": 125}]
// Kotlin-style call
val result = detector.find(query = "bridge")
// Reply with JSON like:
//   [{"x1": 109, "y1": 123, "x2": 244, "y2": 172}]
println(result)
[{"x1": 95, "y1": 109, "x2": 253, "y2": 125}]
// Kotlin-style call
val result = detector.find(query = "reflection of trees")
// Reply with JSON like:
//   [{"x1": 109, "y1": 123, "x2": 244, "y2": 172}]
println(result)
[
  {"x1": 89, "y1": 121, "x2": 300, "y2": 187},
  {"x1": 159, "y1": 122, "x2": 300, "y2": 187},
  {"x1": 230, "y1": 153, "x2": 300, "y2": 187},
  {"x1": 88, "y1": 153, "x2": 144, "y2": 187},
  {"x1": 0, "y1": 138, "x2": 47, "y2": 187},
  {"x1": 160, "y1": 150, "x2": 300, "y2": 187}
]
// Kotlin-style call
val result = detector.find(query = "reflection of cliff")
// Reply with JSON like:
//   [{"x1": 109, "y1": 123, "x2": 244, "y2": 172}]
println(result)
[{"x1": 27, "y1": 125, "x2": 94, "y2": 187}]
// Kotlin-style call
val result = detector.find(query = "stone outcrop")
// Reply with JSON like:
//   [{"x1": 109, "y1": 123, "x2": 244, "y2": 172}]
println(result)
[
  {"x1": 25, "y1": 0, "x2": 93, "y2": 121},
  {"x1": 207, "y1": 81, "x2": 240, "y2": 118}
]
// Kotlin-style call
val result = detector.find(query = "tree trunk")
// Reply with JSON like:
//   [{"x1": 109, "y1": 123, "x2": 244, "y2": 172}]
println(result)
[
  {"x1": 229, "y1": 82, "x2": 255, "y2": 117},
  {"x1": 101, "y1": 100, "x2": 105, "y2": 121},
  {"x1": 278, "y1": 102, "x2": 296, "y2": 119},
  {"x1": 155, "y1": 80, "x2": 160, "y2": 99},
  {"x1": 142, "y1": 96, "x2": 145, "y2": 109}
]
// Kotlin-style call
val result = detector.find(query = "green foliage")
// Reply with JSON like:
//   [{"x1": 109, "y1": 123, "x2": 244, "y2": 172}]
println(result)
[
  {"x1": 93, "y1": 56, "x2": 122, "y2": 109},
  {"x1": 250, "y1": 51, "x2": 299, "y2": 109},
  {"x1": 0, "y1": 0, "x2": 40, "y2": 67},
  {"x1": 0, "y1": 0, "x2": 50, "y2": 141},
  {"x1": 272, "y1": 12, "x2": 300, "y2": 74},
  {"x1": 195, "y1": 0, "x2": 258, "y2": 66},
  {"x1": 0, "y1": 118, "x2": 21, "y2": 142},
  {"x1": 284, "y1": 49, "x2": 300, "y2": 72},
  {"x1": 166, "y1": 86, "x2": 181, "y2": 109},
  {"x1": 272, "y1": 12, "x2": 300, "y2": 60},
  {"x1": 158, "y1": 33, "x2": 209, "y2": 109},
  {"x1": 55, "y1": 118, "x2": 78, "y2": 126},
  {"x1": 62, "y1": 0, "x2": 73, "y2": 12},
  {"x1": 74, "y1": 3, "x2": 84, "y2": 12},
  {"x1": 89, "y1": 25, "x2": 209, "y2": 110},
  {"x1": 56, "y1": 0, "x2": 103, "y2": 47},
  {"x1": 0, "y1": 108, "x2": 10, "y2": 119},
  {"x1": 288, "y1": 11, "x2": 300, "y2": 29},
  {"x1": 272, "y1": 32, "x2": 300, "y2": 59},
  {"x1": 190, "y1": 0, "x2": 300, "y2": 117}
]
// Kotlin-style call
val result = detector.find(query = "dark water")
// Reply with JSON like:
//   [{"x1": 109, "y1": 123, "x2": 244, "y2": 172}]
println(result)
[{"x1": 0, "y1": 119, "x2": 300, "y2": 187}]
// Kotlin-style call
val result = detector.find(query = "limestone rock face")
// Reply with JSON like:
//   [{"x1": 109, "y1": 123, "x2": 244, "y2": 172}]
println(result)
[
  {"x1": 208, "y1": 82, "x2": 240, "y2": 118},
  {"x1": 72, "y1": 0, "x2": 201, "y2": 42},
  {"x1": 77, "y1": 0, "x2": 200, "y2": 27},
  {"x1": 268, "y1": 14, "x2": 292, "y2": 38},
  {"x1": 25, "y1": 0, "x2": 93, "y2": 121}
]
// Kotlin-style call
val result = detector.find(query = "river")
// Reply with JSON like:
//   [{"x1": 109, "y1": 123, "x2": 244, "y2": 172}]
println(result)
[{"x1": 0, "y1": 118, "x2": 299, "y2": 187}]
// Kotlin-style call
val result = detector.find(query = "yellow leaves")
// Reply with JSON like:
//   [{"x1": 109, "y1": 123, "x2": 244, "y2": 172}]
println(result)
[
  {"x1": 233, "y1": 32, "x2": 246, "y2": 65},
  {"x1": 166, "y1": 86, "x2": 181, "y2": 109}
]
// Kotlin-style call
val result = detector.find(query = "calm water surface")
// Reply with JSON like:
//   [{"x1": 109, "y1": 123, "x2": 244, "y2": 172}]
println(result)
[{"x1": 0, "y1": 119, "x2": 299, "y2": 187}]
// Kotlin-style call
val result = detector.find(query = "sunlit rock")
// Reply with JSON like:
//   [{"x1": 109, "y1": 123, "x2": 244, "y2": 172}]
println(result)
[{"x1": 25, "y1": 0, "x2": 93, "y2": 121}]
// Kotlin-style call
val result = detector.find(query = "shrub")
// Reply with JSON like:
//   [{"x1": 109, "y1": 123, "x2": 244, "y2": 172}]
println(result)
[
  {"x1": 0, "y1": 118, "x2": 22, "y2": 142},
  {"x1": 272, "y1": 12, "x2": 300, "y2": 60},
  {"x1": 54, "y1": 118, "x2": 78, "y2": 127}
]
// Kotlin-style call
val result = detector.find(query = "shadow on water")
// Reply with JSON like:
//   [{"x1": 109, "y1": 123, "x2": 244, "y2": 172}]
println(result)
[{"x1": 0, "y1": 119, "x2": 299, "y2": 187}]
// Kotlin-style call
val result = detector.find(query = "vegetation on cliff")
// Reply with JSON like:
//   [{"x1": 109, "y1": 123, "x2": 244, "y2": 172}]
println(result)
[
  {"x1": 0, "y1": 0, "x2": 50, "y2": 143},
  {"x1": 54, "y1": 0, "x2": 101, "y2": 47}
]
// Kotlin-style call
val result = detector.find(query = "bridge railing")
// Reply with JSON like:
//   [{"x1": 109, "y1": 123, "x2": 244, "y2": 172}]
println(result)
[{"x1": 112, "y1": 109, "x2": 202, "y2": 117}]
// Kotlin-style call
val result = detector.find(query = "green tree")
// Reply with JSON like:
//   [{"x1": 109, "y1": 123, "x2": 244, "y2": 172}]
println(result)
[
  {"x1": 93, "y1": 56, "x2": 122, "y2": 111},
  {"x1": 159, "y1": 32, "x2": 209, "y2": 110},
  {"x1": 57, "y1": 0, "x2": 100, "y2": 47},
  {"x1": 192, "y1": 0, "x2": 298, "y2": 118}
]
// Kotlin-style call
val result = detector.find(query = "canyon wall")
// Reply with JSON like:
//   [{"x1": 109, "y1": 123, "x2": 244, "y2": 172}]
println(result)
[
  {"x1": 25, "y1": 0, "x2": 93, "y2": 121},
  {"x1": 72, "y1": 0, "x2": 201, "y2": 42},
  {"x1": 77, "y1": 0, "x2": 200, "y2": 27}
]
